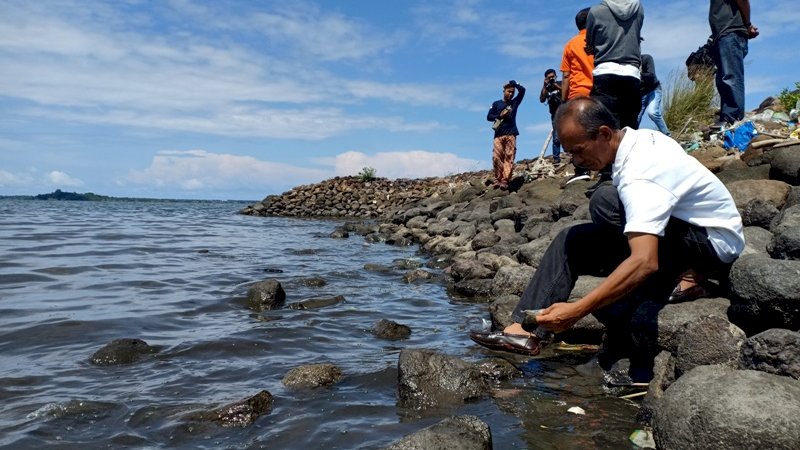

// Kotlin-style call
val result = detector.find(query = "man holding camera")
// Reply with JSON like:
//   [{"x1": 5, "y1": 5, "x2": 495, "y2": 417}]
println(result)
[
  {"x1": 540, "y1": 69, "x2": 563, "y2": 163},
  {"x1": 487, "y1": 80, "x2": 525, "y2": 190}
]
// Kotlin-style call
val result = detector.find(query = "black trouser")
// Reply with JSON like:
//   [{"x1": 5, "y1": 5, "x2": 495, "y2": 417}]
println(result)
[
  {"x1": 511, "y1": 183, "x2": 731, "y2": 342},
  {"x1": 590, "y1": 74, "x2": 642, "y2": 129}
]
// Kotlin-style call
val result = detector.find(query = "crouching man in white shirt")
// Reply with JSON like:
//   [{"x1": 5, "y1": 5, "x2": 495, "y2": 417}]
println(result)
[{"x1": 470, "y1": 96, "x2": 744, "y2": 380}]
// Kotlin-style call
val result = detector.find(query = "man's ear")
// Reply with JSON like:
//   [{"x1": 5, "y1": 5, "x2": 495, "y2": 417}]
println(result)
[{"x1": 598, "y1": 125, "x2": 613, "y2": 141}]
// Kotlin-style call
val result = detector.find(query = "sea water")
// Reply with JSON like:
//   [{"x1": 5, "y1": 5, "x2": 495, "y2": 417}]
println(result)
[{"x1": 0, "y1": 198, "x2": 640, "y2": 449}]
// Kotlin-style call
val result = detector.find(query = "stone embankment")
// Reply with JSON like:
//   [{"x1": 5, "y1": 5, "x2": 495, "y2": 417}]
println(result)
[
  {"x1": 240, "y1": 129, "x2": 800, "y2": 448},
  {"x1": 238, "y1": 159, "x2": 558, "y2": 219}
]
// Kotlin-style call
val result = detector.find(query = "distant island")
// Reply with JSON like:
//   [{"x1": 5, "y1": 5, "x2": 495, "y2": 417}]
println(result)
[
  {"x1": 0, "y1": 189, "x2": 253, "y2": 203},
  {"x1": 33, "y1": 189, "x2": 112, "y2": 201}
]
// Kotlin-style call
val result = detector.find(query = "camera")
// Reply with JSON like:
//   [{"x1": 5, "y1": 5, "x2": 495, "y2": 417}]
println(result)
[{"x1": 547, "y1": 78, "x2": 557, "y2": 88}]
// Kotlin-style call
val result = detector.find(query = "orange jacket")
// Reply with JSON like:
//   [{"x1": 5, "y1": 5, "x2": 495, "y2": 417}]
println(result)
[{"x1": 560, "y1": 29, "x2": 594, "y2": 100}]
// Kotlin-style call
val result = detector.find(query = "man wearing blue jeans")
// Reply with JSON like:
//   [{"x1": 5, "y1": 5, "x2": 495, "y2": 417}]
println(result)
[
  {"x1": 638, "y1": 54, "x2": 670, "y2": 136},
  {"x1": 470, "y1": 98, "x2": 744, "y2": 378},
  {"x1": 709, "y1": 0, "x2": 758, "y2": 128}
]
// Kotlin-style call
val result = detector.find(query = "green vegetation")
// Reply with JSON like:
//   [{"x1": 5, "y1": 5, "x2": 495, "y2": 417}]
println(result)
[
  {"x1": 34, "y1": 189, "x2": 112, "y2": 201},
  {"x1": 778, "y1": 81, "x2": 800, "y2": 112},
  {"x1": 358, "y1": 166, "x2": 377, "y2": 182},
  {"x1": 663, "y1": 68, "x2": 718, "y2": 140}
]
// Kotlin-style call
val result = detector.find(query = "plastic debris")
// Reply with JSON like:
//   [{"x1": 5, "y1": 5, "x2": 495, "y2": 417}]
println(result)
[
  {"x1": 567, "y1": 406, "x2": 586, "y2": 415},
  {"x1": 722, "y1": 121, "x2": 757, "y2": 151},
  {"x1": 629, "y1": 429, "x2": 656, "y2": 449},
  {"x1": 790, "y1": 129, "x2": 800, "y2": 140}
]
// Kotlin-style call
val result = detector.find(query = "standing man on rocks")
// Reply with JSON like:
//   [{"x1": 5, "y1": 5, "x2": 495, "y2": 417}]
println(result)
[
  {"x1": 560, "y1": 7, "x2": 594, "y2": 184},
  {"x1": 470, "y1": 97, "x2": 744, "y2": 380},
  {"x1": 487, "y1": 80, "x2": 526, "y2": 190},
  {"x1": 638, "y1": 54, "x2": 670, "y2": 136},
  {"x1": 540, "y1": 69, "x2": 563, "y2": 163},
  {"x1": 586, "y1": 0, "x2": 644, "y2": 130},
  {"x1": 709, "y1": 0, "x2": 758, "y2": 129}
]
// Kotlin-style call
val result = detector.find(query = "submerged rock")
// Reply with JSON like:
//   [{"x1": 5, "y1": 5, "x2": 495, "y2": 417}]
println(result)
[
  {"x1": 372, "y1": 319, "x2": 412, "y2": 340},
  {"x1": 89, "y1": 338, "x2": 158, "y2": 366},
  {"x1": 397, "y1": 349, "x2": 488, "y2": 409},
  {"x1": 289, "y1": 295, "x2": 345, "y2": 310},
  {"x1": 209, "y1": 390, "x2": 274, "y2": 428},
  {"x1": 246, "y1": 279, "x2": 286, "y2": 311},
  {"x1": 282, "y1": 363, "x2": 343, "y2": 388},
  {"x1": 383, "y1": 415, "x2": 492, "y2": 450}
]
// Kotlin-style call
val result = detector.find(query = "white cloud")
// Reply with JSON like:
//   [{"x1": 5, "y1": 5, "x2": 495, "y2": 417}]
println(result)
[
  {"x1": 125, "y1": 150, "x2": 331, "y2": 191},
  {"x1": 46, "y1": 171, "x2": 84, "y2": 187},
  {"x1": 124, "y1": 149, "x2": 485, "y2": 194},
  {"x1": 0, "y1": 169, "x2": 32, "y2": 187},
  {"x1": 323, "y1": 150, "x2": 484, "y2": 179}
]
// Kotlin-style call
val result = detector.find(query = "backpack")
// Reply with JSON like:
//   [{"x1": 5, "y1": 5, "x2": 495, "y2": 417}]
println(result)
[{"x1": 685, "y1": 40, "x2": 715, "y2": 80}]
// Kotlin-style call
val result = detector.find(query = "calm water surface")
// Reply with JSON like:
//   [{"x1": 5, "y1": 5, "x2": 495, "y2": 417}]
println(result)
[{"x1": 0, "y1": 199, "x2": 641, "y2": 449}]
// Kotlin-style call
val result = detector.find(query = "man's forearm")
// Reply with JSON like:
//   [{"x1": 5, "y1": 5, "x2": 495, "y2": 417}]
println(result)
[{"x1": 561, "y1": 76, "x2": 570, "y2": 101}]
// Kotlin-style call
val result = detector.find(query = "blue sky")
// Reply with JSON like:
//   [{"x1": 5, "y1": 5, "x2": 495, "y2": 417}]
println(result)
[{"x1": 1, "y1": 0, "x2": 798, "y2": 200}]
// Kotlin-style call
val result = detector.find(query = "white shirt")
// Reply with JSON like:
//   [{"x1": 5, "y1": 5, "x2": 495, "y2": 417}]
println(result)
[{"x1": 612, "y1": 128, "x2": 745, "y2": 263}]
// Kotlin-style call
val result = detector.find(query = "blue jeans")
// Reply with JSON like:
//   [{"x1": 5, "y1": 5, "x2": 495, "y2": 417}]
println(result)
[
  {"x1": 713, "y1": 32, "x2": 748, "y2": 124},
  {"x1": 638, "y1": 88, "x2": 670, "y2": 136},
  {"x1": 550, "y1": 115, "x2": 561, "y2": 161}
]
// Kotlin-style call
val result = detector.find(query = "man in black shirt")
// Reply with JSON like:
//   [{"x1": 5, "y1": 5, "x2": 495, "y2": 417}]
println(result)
[{"x1": 539, "y1": 69, "x2": 563, "y2": 163}]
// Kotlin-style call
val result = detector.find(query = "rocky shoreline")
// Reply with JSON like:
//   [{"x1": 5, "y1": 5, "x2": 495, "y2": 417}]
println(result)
[{"x1": 235, "y1": 127, "x2": 800, "y2": 448}]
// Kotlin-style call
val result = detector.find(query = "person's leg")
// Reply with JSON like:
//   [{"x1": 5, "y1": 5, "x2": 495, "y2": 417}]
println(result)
[
  {"x1": 591, "y1": 75, "x2": 622, "y2": 128},
  {"x1": 492, "y1": 137, "x2": 503, "y2": 183},
  {"x1": 713, "y1": 33, "x2": 748, "y2": 124},
  {"x1": 647, "y1": 88, "x2": 671, "y2": 136},
  {"x1": 638, "y1": 91, "x2": 651, "y2": 127},
  {"x1": 499, "y1": 135, "x2": 516, "y2": 184},
  {"x1": 619, "y1": 76, "x2": 642, "y2": 130},
  {"x1": 551, "y1": 116, "x2": 561, "y2": 163},
  {"x1": 512, "y1": 184, "x2": 629, "y2": 340}
]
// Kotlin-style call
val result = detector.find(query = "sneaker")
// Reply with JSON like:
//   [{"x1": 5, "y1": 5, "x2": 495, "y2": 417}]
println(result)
[
  {"x1": 710, "y1": 120, "x2": 732, "y2": 131},
  {"x1": 565, "y1": 174, "x2": 591, "y2": 185},
  {"x1": 553, "y1": 157, "x2": 561, "y2": 164}
]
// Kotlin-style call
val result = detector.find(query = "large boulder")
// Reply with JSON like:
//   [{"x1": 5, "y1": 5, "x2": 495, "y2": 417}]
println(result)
[
  {"x1": 449, "y1": 257, "x2": 494, "y2": 282},
  {"x1": 741, "y1": 199, "x2": 780, "y2": 229},
  {"x1": 383, "y1": 415, "x2": 492, "y2": 450},
  {"x1": 247, "y1": 279, "x2": 286, "y2": 311},
  {"x1": 653, "y1": 365, "x2": 800, "y2": 450},
  {"x1": 741, "y1": 226, "x2": 773, "y2": 255},
  {"x1": 728, "y1": 254, "x2": 800, "y2": 334},
  {"x1": 490, "y1": 265, "x2": 534, "y2": 297},
  {"x1": 716, "y1": 164, "x2": 770, "y2": 185},
  {"x1": 726, "y1": 179, "x2": 791, "y2": 210},
  {"x1": 767, "y1": 205, "x2": 800, "y2": 260},
  {"x1": 673, "y1": 315, "x2": 746, "y2": 376},
  {"x1": 516, "y1": 236, "x2": 550, "y2": 268},
  {"x1": 631, "y1": 298, "x2": 731, "y2": 353},
  {"x1": 769, "y1": 144, "x2": 800, "y2": 185},
  {"x1": 397, "y1": 349, "x2": 488, "y2": 409},
  {"x1": 739, "y1": 328, "x2": 800, "y2": 379}
]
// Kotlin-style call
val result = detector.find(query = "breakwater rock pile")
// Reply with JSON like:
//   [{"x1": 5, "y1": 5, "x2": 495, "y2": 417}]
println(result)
[
  {"x1": 238, "y1": 159, "x2": 560, "y2": 219},
  {"x1": 241, "y1": 137, "x2": 800, "y2": 448}
]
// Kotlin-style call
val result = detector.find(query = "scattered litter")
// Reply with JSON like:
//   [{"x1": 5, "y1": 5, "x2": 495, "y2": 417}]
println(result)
[
  {"x1": 629, "y1": 428, "x2": 656, "y2": 449},
  {"x1": 480, "y1": 318, "x2": 492, "y2": 332},
  {"x1": 619, "y1": 391, "x2": 648, "y2": 400},
  {"x1": 722, "y1": 120, "x2": 757, "y2": 151},
  {"x1": 791, "y1": 129, "x2": 800, "y2": 140},
  {"x1": 567, "y1": 406, "x2": 585, "y2": 415},
  {"x1": 553, "y1": 342, "x2": 600, "y2": 352}
]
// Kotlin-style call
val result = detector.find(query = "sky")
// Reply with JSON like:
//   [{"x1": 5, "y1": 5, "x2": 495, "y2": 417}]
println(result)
[{"x1": 1, "y1": 0, "x2": 798, "y2": 200}]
